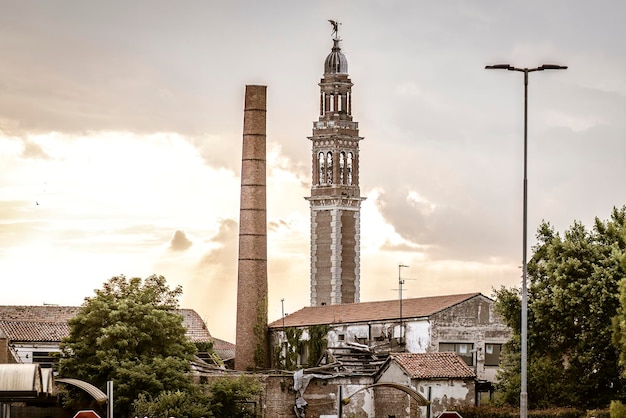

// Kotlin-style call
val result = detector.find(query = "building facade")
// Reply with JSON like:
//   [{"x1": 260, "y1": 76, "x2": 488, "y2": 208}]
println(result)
[
  {"x1": 268, "y1": 293, "x2": 511, "y2": 386},
  {"x1": 307, "y1": 25, "x2": 364, "y2": 307}
]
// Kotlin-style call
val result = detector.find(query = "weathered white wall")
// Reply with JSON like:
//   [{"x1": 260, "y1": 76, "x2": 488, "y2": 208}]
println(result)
[
  {"x1": 429, "y1": 295, "x2": 510, "y2": 382},
  {"x1": 405, "y1": 320, "x2": 430, "y2": 353},
  {"x1": 376, "y1": 362, "x2": 410, "y2": 386},
  {"x1": 415, "y1": 379, "x2": 475, "y2": 417},
  {"x1": 11, "y1": 343, "x2": 60, "y2": 364},
  {"x1": 342, "y1": 383, "x2": 375, "y2": 417}
]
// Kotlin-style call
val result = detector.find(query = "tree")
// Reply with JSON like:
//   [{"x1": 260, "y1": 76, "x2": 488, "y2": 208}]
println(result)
[
  {"x1": 207, "y1": 375, "x2": 263, "y2": 418},
  {"x1": 495, "y1": 206, "x2": 626, "y2": 409},
  {"x1": 132, "y1": 390, "x2": 213, "y2": 418},
  {"x1": 59, "y1": 275, "x2": 198, "y2": 417},
  {"x1": 131, "y1": 376, "x2": 263, "y2": 418}
]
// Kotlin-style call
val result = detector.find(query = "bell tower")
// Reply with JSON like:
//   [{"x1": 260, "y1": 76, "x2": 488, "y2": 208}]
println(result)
[{"x1": 307, "y1": 22, "x2": 364, "y2": 306}]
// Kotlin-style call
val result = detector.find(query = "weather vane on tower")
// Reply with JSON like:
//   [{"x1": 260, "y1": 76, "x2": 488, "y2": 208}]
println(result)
[{"x1": 328, "y1": 19, "x2": 341, "y2": 40}]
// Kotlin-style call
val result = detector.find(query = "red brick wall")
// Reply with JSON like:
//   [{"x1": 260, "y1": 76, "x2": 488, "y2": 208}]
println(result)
[
  {"x1": 374, "y1": 386, "x2": 421, "y2": 418},
  {"x1": 0, "y1": 338, "x2": 17, "y2": 364}
]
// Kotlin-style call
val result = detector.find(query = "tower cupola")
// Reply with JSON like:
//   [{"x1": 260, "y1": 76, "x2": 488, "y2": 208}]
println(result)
[{"x1": 324, "y1": 39, "x2": 348, "y2": 74}]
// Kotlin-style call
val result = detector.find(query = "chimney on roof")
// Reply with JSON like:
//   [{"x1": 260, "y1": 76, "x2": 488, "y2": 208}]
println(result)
[{"x1": 234, "y1": 85, "x2": 269, "y2": 371}]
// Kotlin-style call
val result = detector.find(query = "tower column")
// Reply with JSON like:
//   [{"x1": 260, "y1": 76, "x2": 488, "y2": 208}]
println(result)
[
  {"x1": 235, "y1": 85, "x2": 268, "y2": 371},
  {"x1": 308, "y1": 23, "x2": 365, "y2": 307}
]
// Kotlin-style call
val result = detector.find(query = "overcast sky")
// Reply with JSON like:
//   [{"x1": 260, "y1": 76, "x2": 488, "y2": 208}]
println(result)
[{"x1": 1, "y1": 1, "x2": 625, "y2": 341}]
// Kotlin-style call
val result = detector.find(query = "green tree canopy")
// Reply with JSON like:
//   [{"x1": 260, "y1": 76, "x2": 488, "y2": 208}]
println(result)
[
  {"x1": 131, "y1": 375, "x2": 263, "y2": 418},
  {"x1": 495, "y1": 206, "x2": 626, "y2": 409},
  {"x1": 59, "y1": 275, "x2": 197, "y2": 417}
]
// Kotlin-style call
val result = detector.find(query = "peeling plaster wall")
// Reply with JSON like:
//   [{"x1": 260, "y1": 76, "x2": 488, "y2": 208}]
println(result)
[
  {"x1": 376, "y1": 362, "x2": 411, "y2": 386},
  {"x1": 405, "y1": 320, "x2": 430, "y2": 353},
  {"x1": 429, "y1": 295, "x2": 511, "y2": 382},
  {"x1": 415, "y1": 378, "x2": 476, "y2": 417},
  {"x1": 377, "y1": 363, "x2": 475, "y2": 418}
]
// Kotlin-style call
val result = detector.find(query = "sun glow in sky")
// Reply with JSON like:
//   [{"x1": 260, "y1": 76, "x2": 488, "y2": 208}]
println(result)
[{"x1": 2, "y1": 1, "x2": 626, "y2": 341}]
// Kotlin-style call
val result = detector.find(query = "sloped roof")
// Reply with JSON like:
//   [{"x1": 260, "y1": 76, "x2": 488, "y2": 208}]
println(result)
[
  {"x1": 0, "y1": 363, "x2": 42, "y2": 392},
  {"x1": 268, "y1": 293, "x2": 483, "y2": 328},
  {"x1": 390, "y1": 352, "x2": 476, "y2": 379},
  {"x1": 0, "y1": 306, "x2": 211, "y2": 343},
  {"x1": 177, "y1": 309, "x2": 212, "y2": 343},
  {"x1": 0, "y1": 320, "x2": 70, "y2": 342},
  {"x1": 0, "y1": 306, "x2": 79, "y2": 322},
  {"x1": 212, "y1": 337, "x2": 236, "y2": 361}
]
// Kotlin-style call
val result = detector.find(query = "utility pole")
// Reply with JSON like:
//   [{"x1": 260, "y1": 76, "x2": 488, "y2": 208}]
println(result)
[{"x1": 398, "y1": 264, "x2": 409, "y2": 346}]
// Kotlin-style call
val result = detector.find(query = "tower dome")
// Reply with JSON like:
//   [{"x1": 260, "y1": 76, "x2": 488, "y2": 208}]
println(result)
[{"x1": 324, "y1": 39, "x2": 348, "y2": 74}]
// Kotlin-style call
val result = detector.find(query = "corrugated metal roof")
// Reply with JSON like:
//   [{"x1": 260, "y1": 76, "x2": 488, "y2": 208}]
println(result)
[
  {"x1": 55, "y1": 378, "x2": 107, "y2": 403},
  {"x1": 0, "y1": 363, "x2": 42, "y2": 392},
  {"x1": 390, "y1": 352, "x2": 476, "y2": 379},
  {"x1": 268, "y1": 293, "x2": 483, "y2": 328}
]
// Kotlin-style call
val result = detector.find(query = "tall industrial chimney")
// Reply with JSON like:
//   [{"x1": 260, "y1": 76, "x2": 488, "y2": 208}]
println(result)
[{"x1": 235, "y1": 85, "x2": 269, "y2": 371}]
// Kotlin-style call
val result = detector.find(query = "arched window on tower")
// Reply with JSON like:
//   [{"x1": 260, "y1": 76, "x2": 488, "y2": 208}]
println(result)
[
  {"x1": 326, "y1": 152, "x2": 333, "y2": 184},
  {"x1": 318, "y1": 152, "x2": 325, "y2": 184},
  {"x1": 347, "y1": 91, "x2": 351, "y2": 115},
  {"x1": 347, "y1": 152, "x2": 353, "y2": 185},
  {"x1": 339, "y1": 151, "x2": 346, "y2": 184}
]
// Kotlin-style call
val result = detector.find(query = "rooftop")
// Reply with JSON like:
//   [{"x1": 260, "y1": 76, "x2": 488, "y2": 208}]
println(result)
[
  {"x1": 0, "y1": 305, "x2": 212, "y2": 343},
  {"x1": 390, "y1": 352, "x2": 476, "y2": 379},
  {"x1": 268, "y1": 293, "x2": 483, "y2": 328}
]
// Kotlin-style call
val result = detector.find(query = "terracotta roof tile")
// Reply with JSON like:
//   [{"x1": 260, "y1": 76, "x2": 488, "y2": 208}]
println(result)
[
  {"x1": 0, "y1": 306, "x2": 211, "y2": 343},
  {"x1": 390, "y1": 352, "x2": 476, "y2": 379},
  {"x1": 268, "y1": 293, "x2": 482, "y2": 328},
  {"x1": 0, "y1": 320, "x2": 70, "y2": 342},
  {"x1": 176, "y1": 309, "x2": 212, "y2": 342},
  {"x1": 212, "y1": 337, "x2": 236, "y2": 361}
]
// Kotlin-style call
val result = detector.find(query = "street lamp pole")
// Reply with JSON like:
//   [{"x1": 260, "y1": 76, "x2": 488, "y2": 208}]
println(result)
[
  {"x1": 281, "y1": 298, "x2": 285, "y2": 332},
  {"x1": 485, "y1": 63, "x2": 567, "y2": 418}
]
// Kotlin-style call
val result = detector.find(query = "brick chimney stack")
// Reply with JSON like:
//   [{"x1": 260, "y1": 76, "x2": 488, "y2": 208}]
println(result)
[{"x1": 234, "y1": 85, "x2": 269, "y2": 371}]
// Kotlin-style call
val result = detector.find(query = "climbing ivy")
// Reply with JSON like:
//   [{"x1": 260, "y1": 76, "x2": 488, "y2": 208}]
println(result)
[
  {"x1": 275, "y1": 325, "x2": 330, "y2": 370},
  {"x1": 306, "y1": 324, "x2": 330, "y2": 367},
  {"x1": 252, "y1": 295, "x2": 268, "y2": 370}
]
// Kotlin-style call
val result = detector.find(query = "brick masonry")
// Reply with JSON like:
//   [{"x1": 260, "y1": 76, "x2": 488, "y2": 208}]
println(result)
[{"x1": 235, "y1": 85, "x2": 269, "y2": 371}]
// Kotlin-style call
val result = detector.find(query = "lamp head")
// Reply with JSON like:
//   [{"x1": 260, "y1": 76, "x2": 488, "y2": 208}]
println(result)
[
  {"x1": 539, "y1": 64, "x2": 568, "y2": 70},
  {"x1": 485, "y1": 64, "x2": 512, "y2": 70}
]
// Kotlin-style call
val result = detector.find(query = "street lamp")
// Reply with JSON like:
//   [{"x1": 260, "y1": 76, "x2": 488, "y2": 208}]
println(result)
[
  {"x1": 485, "y1": 63, "x2": 567, "y2": 418},
  {"x1": 281, "y1": 298, "x2": 285, "y2": 332}
]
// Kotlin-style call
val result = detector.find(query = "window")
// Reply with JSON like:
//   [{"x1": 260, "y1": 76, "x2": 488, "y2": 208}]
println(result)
[
  {"x1": 485, "y1": 343, "x2": 502, "y2": 366},
  {"x1": 439, "y1": 342, "x2": 474, "y2": 366},
  {"x1": 326, "y1": 152, "x2": 333, "y2": 184},
  {"x1": 339, "y1": 152, "x2": 345, "y2": 184},
  {"x1": 33, "y1": 351, "x2": 57, "y2": 368},
  {"x1": 346, "y1": 152, "x2": 353, "y2": 185},
  {"x1": 318, "y1": 152, "x2": 325, "y2": 184}
]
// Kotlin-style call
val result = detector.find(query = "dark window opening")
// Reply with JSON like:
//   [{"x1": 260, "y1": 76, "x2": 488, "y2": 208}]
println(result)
[
  {"x1": 439, "y1": 342, "x2": 474, "y2": 366},
  {"x1": 485, "y1": 343, "x2": 502, "y2": 366},
  {"x1": 33, "y1": 351, "x2": 57, "y2": 369}
]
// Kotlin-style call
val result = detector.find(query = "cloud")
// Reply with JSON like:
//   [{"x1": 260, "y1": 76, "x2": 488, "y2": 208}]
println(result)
[
  {"x1": 169, "y1": 230, "x2": 193, "y2": 251},
  {"x1": 21, "y1": 138, "x2": 51, "y2": 160}
]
